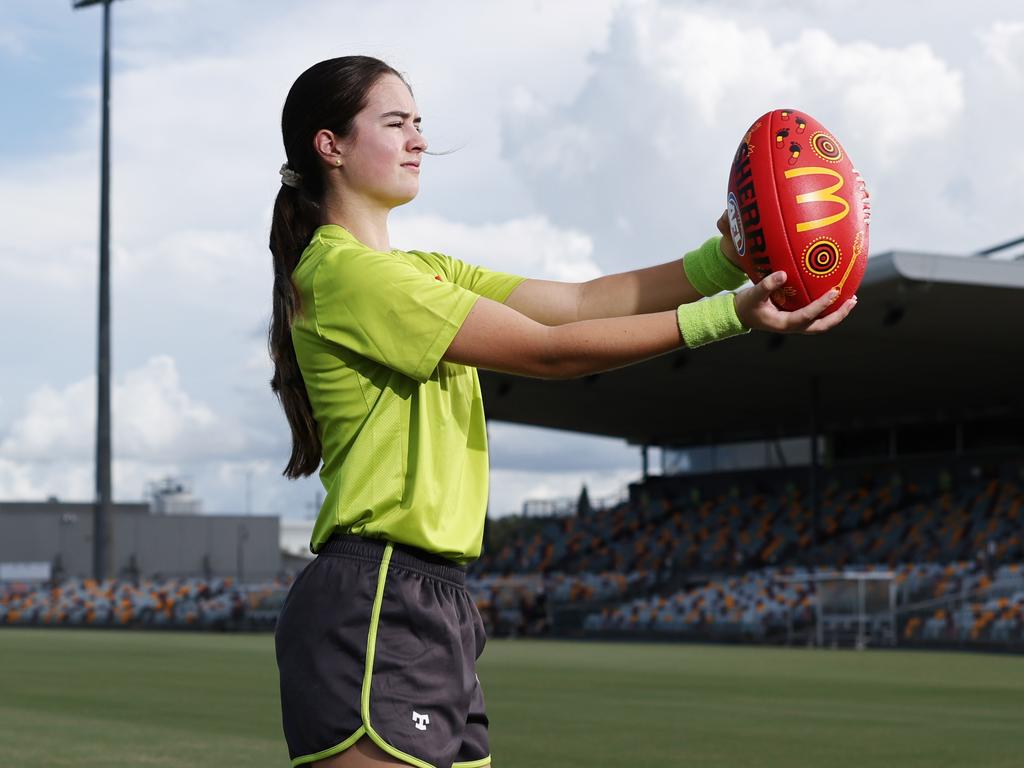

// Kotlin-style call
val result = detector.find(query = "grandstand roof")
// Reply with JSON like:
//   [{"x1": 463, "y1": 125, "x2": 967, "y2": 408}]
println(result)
[{"x1": 480, "y1": 251, "x2": 1024, "y2": 447}]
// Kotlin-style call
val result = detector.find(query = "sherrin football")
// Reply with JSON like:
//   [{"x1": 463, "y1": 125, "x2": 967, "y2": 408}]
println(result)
[{"x1": 726, "y1": 109, "x2": 871, "y2": 316}]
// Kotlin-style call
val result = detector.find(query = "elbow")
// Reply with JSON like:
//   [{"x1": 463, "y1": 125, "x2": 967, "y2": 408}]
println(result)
[
  {"x1": 489, "y1": 325, "x2": 593, "y2": 380},
  {"x1": 529, "y1": 359, "x2": 583, "y2": 381},
  {"x1": 543, "y1": 359, "x2": 593, "y2": 381},
  {"x1": 531, "y1": 333, "x2": 591, "y2": 380},
  {"x1": 519, "y1": 353, "x2": 570, "y2": 381}
]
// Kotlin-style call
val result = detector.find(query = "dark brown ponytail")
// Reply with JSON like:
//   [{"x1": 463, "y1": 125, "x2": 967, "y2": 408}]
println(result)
[{"x1": 269, "y1": 56, "x2": 407, "y2": 478}]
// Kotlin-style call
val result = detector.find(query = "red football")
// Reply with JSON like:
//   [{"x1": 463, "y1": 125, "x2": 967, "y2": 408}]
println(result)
[{"x1": 726, "y1": 109, "x2": 870, "y2": 316}]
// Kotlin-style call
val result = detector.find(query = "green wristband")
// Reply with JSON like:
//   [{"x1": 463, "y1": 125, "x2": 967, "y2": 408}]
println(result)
[
  {"x1": 676, "y1": 292, "x2": 750, "y2": 348},
  {"x1": 682, "y1": 236, "x2": 749, "y2": 297}
]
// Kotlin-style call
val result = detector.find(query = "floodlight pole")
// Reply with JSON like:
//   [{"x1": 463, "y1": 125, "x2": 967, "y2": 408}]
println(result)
[{"x1": 74, "y1": 0, "x2": 115, "y2": 581}]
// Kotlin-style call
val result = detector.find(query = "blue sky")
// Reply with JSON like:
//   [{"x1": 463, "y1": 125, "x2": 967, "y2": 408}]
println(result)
[{"x1": 1, "y1": 0, "x2": 1022, "y2": 520}]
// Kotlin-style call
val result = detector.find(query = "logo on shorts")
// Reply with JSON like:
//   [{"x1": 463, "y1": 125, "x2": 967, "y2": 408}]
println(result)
[{"x1": 412, "y1": 711, "x2": 430, "y2": 731}]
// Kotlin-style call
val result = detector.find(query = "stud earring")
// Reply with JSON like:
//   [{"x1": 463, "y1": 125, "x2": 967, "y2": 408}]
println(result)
[{"x1": 335, "y1": 159, "x2": 342, "y2": 166}]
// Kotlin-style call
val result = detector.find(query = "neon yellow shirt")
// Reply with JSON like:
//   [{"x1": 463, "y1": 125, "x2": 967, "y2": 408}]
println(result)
[{"x1": 290, "y1": 224, "x2": 526, "y2": 563}]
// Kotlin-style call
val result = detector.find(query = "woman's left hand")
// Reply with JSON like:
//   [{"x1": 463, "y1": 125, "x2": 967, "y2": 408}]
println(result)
[{"x1": 734, "y1": 271, "x2": 857, "y2": 334}]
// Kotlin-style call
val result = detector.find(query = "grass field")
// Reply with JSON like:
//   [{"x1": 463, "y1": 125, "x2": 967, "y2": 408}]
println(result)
[{"x1": 0, "y1": 630, "x2": 1021, "y2": 767}]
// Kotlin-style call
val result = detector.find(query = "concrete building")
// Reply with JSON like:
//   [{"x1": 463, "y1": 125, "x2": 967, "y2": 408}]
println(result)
[{"x1": 0, "y1": 501, "x2": 280, "y2": 582}]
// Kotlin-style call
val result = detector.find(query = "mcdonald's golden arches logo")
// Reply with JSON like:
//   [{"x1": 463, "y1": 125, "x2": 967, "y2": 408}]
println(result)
[{"x1": 782, "y1": 166, "x2": 851, "y2": 233}]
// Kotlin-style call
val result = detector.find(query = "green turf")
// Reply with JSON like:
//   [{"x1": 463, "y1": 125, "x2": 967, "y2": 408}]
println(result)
[{"x1": 0, "y1": 629, "x2": 1021, "y2": 767}]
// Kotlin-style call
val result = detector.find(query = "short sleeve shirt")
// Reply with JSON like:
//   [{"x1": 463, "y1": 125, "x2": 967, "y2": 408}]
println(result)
[{"x1": 290, "y1": 224, "x2": 527, "y2": 563}]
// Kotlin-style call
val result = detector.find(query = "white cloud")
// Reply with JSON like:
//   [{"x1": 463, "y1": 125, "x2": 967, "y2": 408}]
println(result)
[
  {"x1": 0, "y1": 376, "x2": 95, "y2": 461},
  {"x1": 630, "y1": 7, "x2": 785, "y2": 125},
  {"x1": 502, "y1": 2, "x2": 984, "y2": 267},
  {"x1": 115, "y1": 227, "x2": 269, "y2": 296},
  {"x1": 576, "y1": 6, "x2": 962, "y2": 156},
  {"x1": 0, "y1": 355, "x2": 246, "y2": 462},
  {"x1": 0, "y1": 459, "x2": 54, "y2": 500},
  {"x1": 391, "y1": 214, "x2": 602, "y2": 282},
  {"x1": 979, "y1": 21, "x2": 1024, "y2": 86},
  {"x1": 485, "y1": 423, "x2": 644, "y2": 518},
  {"x1": 0, "y1": 457, "x2": 175, "y2": 505},
  {"x1": 0, "y1": 150, "x2": 98, "y2": 288},
  {"x1": 487, "y1": 422, "x2": 640, "y2": 473},
  {"x1": 488, "y1": 466, "x2": 640, "y2": 518},
  {"x1": 0, "y1": 455, "x2": 294, "y2": 513},
  {"x1": 117, "y1": 357, "x2": 239, "y2": 457}
]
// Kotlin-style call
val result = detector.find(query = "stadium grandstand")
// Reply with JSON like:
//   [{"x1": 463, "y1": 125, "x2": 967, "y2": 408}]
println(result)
[
  {"x1": 469, "y1": 246, "x2": 1024, "y2": 650},
  {"x1": 3, "y1": 247, "x2": 1023, "y2": 652}
]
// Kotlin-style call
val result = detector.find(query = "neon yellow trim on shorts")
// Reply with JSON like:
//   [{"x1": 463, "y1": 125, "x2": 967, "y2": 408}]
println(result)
[
  {"x1": 290, "y1": 726, "x2": 367, "y2": 766},
  {"x1": 452, "y1": 756, "x2": 492, "y2": 767},
  {"x1": 360, "y1": 544, "x2": 435, "y2": 768}
]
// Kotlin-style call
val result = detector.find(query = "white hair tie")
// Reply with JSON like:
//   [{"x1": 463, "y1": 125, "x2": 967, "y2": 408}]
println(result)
[{"x1": 279, "y1": 163, "x2": 303, "y2": 189}]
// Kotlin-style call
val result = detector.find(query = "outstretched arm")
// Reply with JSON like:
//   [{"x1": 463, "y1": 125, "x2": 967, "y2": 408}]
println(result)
[
  {"x1": 504, "y1": 245, "x2": 717, "y2": 324},
  {"x1": 504, "y1": 217, "x2": 746, "y2": 325},
  {"x1": 445, "y1": 270, "x2": 856, "y2": 380},
  {"x1": 576, "y1": 255, "x2": 706, "y2": 319}
]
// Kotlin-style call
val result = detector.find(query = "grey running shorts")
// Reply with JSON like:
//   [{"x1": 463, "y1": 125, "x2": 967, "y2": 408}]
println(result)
[{"x1": 275, "y1": 533, "x2": 490, "y2": 768}]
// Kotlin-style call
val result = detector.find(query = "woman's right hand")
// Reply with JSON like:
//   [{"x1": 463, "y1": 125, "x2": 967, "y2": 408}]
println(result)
[{"x1": 734, "y1": 271, "x2": 857, "y2": 334}]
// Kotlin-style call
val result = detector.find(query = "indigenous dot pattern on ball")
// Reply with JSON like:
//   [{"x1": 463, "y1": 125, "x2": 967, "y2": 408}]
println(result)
[
  {"x1": 810, "y1": 131, "x2": 843, "y2": 163},
  {"x1": 803, "y1": 237, "x2": 842, "y2": 278}
]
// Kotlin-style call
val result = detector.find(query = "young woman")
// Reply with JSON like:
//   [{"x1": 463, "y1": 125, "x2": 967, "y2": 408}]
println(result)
[{"x1": 270, "y1": 56, "x2": 856, "y2": 768}]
